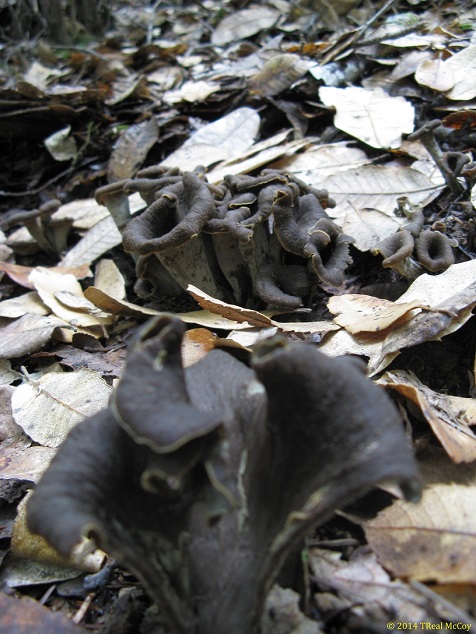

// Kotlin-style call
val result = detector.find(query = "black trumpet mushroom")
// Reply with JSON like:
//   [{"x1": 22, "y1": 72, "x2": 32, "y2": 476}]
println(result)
[
  {"x1": 27, "y1": 316, "x2": 420, "y2": 634},
  {"x1": 97, "y1": 166, "x2": 355, "y2": 308}
]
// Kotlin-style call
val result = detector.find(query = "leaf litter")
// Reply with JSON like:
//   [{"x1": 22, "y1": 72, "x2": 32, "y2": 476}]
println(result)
[{"x1": 1, "y1": 0, "x2": 476, "y2": 630}]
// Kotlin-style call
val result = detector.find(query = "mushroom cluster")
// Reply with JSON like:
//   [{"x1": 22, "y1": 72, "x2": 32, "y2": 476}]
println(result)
[
  {"x1": 96, "y1": 166, "x2": 355, "y2": 308},
  {"x1": 27, "y1": 315, "x2": 420, "y2": 634}
]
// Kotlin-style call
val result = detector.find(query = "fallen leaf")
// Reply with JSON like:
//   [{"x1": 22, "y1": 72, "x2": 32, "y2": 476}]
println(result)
[
  {"x1": 0, "y1": 591, "x2": 83, "y2": 632},
  {"x1": 163, "y1": 79, "x2": 218, "y2": 104},
  {"x1": 0, "y1": 292, "x2": 48, "y2": 318},
  {"x1": 94, "y1": 258, "x2": 126, "y2": 300},
  {"x1": 377, "y1": 370, "x2": 476, "y2": 463},
  {"x1": 162, "y1": 107, "x2": 260, "y2": 171},
  {"x1": 0, "y1": 446, "x2": 56, "y2": 483},
  {"x1": 328, "y1": 295, "x2": 434, "y2": 334},
  {"x1": 29, "y1": 267, "x2": 113, "y2": 328},
  {"x1": 44, "y1": 125, "x2": 77, "y2": 162},
  {"x1": 321, "y1": 165, "x2": 444, "y2": 223},
  {"x1": 364, "y1": 483, "x2": 476, "y2": 583},
  {"x1": 211, "y1": 5, "x2": 280, "y2": 46},
  {"x1": 182, "y1": 328, "x2": 218, "y2": 367},
  {"x1": 341, "y1": 207, "x2": 405, "y2": 252},
  {"x1": 188, "y1": 284, "x2": 274, "y2": 327},
  {"x1": 11, "y1": 369, "x2": 112, "y2": 447},
  {"x1": 415, "y1": 46, "x2": 476, "y2": 100},
  {"x1": 310, "y1": 548, "x2": 433, "y2": 623},
  {"x1": 248, "y1": 54, "x2": 310, "y2": 97},
  {"x1": 319, "y1": 86, "x2": 415, "y2": 149},
  {"x1": 108, "y1": 117, "x2": 159, "y2": 181},
  {"x1": 0, "y1": 314, "x2": 69, "y2": 358},
  {"x1": 59, "y1": 215, "x2": 122, "y2": 267},
  {"x1": 0, "y1": 261, "x2": 92, "y2": 288}
]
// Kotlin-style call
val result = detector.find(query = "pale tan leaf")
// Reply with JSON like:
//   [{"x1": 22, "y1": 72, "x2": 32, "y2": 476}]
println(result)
[
  {"x1": 11, "y1": 369, "x2": 112, "y2": 447},
  {"x1": 0, "y1": 292, "x2": 48, "y2": 318},
  {"x1": 415, "y1": 46, "x2": 476, "y2": 101},
  {"x1": 60, "y1": 215, "x2": 122, "y2": 267},
  {"x1": 208, "y1": 133, "x2": 309, "y2": 185},
  {"x1": 29, "y1": 267, "x2": 113, "y2": 328},
  {"x1": 0, "y1": 314, "x2": 69, "y2": 358},
  {"x1": 364, "y1": 483, "x2": 476, "y2": 583},
  {"x1": 187, "y1": 284, "x2": 274, "y2": 327},
  {"x1": 309, "y1": 549, "x2": 432, "y2": 624},
  {"x1": 248, "y1": 54, "x2": 310, "y2": 98},
  {"x1": 0, "y1": 360, "x2": 17, "y2": 386},
  {"x1": 269, "y1": 142, "x2": 371, "y2": 186},
  {"x1": 211, "y1": 5, "x2": 280, "y2": 46},
  {"x1": 0, "y1": 261, "x2": 92, "y2": 288},
  {"x1": 328, "y1": 295, "x2": 433, "y2": 334},
  {"x1": 163, "y1": 80, "x2": 218, "y2": 105},
  {"x1": 94, "y1": 259, "x2": 126, "y2": 300},
  {"x1": 377, "y1": 370, "x2": 476, "y2": 463},
  {"x1": 414, "y1": 58, "x2": 455, "y2": 92},
  {"x1": 321, "y1": 165, "x2": 444, "y2": 223},
  {"x1": 319, "y1": 86, "x2": 415, "y2": 149},
  {"x1": 108, "y1": 117, "x2": 159, "y2": 181},
  {"x1": 342, "y1": 207, "x2": 405, "y2": 252},
  {"x1": 51, "y1": 197, "x2": 109, "y2": 229},
  {"x1": 84, "y1": 286, "x2": 258, "y2": 330},
  {"x1": 162, "y1": 107, "x2": 260, "y2": 171},
  {"x1": 44, "y1": 125, "x2": 77, "y2": 162},
  {"x1": 0, "y1": 446, "x2": 56, "y2": 483}
]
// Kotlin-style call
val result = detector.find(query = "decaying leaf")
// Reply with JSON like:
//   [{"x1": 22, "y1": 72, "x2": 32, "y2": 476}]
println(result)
[
  {"x1": 11, "y1": 369, "x2": 112, "y2": 447},
  {"x1": 415, "y1": 45, "x2": 476, "y2": 100},
  {"x1": 27, "y1": 315, "x2": 420, "y2": 634},
  {"x1": 0, "y1": 314, "x2": 69, "y2": 359},
  {"x1": 0, "y1": 591, "x2": 83, "y2": 632},
  {"x1": 319, "y1": 86, "x2": 415, "y2": 149},
  {"x1": 248, "y1": 54, "x2": 311, "y2": 98},
  {"x1": 108, "y1": 117, "x2": 159, "y2": 182},
  {"x1": 0, "y1": 292, "x2": 48, "y2": 318},
  {"x1": 163, "y1": 107, "x2": 260, "y2": 171},
  {"x1": 0, "y1": 446, "x2": 55, "y2": 483},
  {"x1": 377, "y1": 370, "x2": 476, "y2": 463},
  {"x1": 321, "y1": 165, "x2": 445, "y2": 223},
  {"x1": 328, "y1": 295, "x2": 434, "y2": 334},
  {"x1": 29, "y1": 267, "x2": 113, "y2": 329},
  {"x1": 59, "y1": 215, "x2": 122, "y2": 268},
  {"x1": 211, "y1": 5, "x2": 280, "y2": 46},
  {"x1": 364, "y1": 482, "x2": 476, "y2": 583},
  {"x1": 321, "y1": 260, "x2": 476, "y2": 375}
]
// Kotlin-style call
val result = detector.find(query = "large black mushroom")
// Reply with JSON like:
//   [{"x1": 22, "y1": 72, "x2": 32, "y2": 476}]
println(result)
[
  {"x1": 27, "y1": 315, "x2": 420, "y2": 634},
  {"x1": 96, "y1": 166, "x2": 354, "y2": 308}
]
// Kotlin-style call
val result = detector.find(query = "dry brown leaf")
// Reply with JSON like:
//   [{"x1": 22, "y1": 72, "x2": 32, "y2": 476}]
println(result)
[
  {"x1": 309, "y1": 548, "x2": 434, "y2": 624},
  {"x1": 11, "y1": 369, "x2": 112, "y2": 447},
  {"x1": 248, "y1": 54, "x2": 310, "y2": 98},
  {"x1": 0, "y1": 292, "x2": 48, "y2": 318},
  {"x1": 0, "y1": 261, "x2": 92, "y2": 289},
  {"x1": 319, "y1": 86, "x2": 415, "y2": 149},
  {"x1": 108, "y1": 117, "x2": 159, "y2": 181},
  {"x1": 29, "y1": 267, "x2": 113, "y2": 329},
  {"x1": 187, "y1": 284, "x2": 274, "y2": 328},
  {"x1": 0, "y1": 446, "x2": 56, "y2": 483},
  {"x1": 0, "y1": 590, "x2": 84, "y2": 632},
  {"x1": 321, "y1": 165, "x2": 445, "y2": 223},
  {"x1": 211, "y1": 5, "x2": 280, "y2": 46},
  {"x1": 162, "y1": 107, "x2": 260, "y2": 171},
  {"x1": 377, "y1": 370, "x2": 476, "y2": 463},
  {"x1": 328, "y1": 295, "x2": 434, "y2": 334},
  {"x1": 415, "y1": 46, "x2": 476, "y2": 100},
  {"x1": 341, "y1": 207, "x2": 406, "y2": 252},
  {"x1": 84, "y1": 286, "x2": 258, "y2": 330},
  {"x1": 0, "y1": 314, "x2": 69, "y2": 358},
  {"x1": 94, "y1": 259, "x2": 126, "y2": 300},
  {"x1": 182, "y1": 328, "x2": 218, "y2": 367},
  {"x1": 59, "y1": 215, "x2": 122, "y2": 268},
  {"x1": 364, "y1": 483, "x2": 476, "y2": 583}
]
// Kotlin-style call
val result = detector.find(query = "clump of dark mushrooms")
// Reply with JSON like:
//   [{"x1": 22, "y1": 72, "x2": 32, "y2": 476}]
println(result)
[
  {"x1": 27, "y1": 315, "x2": 420, "y2": 634},
  {"x1": 96, "y1": 166, "x2": 355, "y2": 309},
  {"x1": 371, "y1": 224, "x2": 456, "y2": 280}
]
